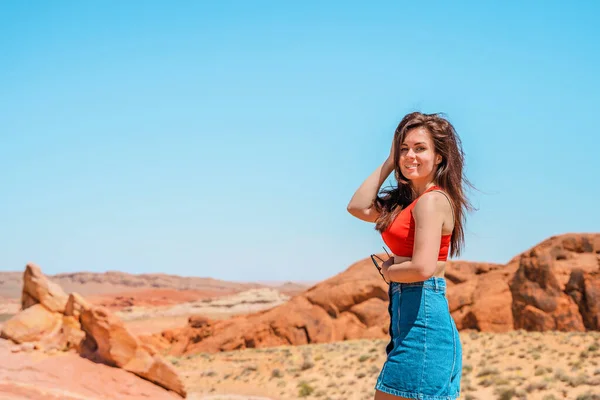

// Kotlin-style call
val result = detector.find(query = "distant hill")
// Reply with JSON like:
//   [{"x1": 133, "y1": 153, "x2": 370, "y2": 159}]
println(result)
[{"x1": 0, "y1": 270, "x2": 307, "y2": 299}]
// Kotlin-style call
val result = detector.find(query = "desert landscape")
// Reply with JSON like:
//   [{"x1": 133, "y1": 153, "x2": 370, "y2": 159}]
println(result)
[{"x1": 1, "y1": 233, "x2": 599, "y2": 399}]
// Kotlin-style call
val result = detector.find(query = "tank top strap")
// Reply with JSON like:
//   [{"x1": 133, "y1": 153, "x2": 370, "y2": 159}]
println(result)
[{"x1": 426, "y1": 186, "x2": 455, "y2": 221}]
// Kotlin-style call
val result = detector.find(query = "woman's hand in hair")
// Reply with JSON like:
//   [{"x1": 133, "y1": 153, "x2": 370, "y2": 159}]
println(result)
[{"x1": 388, "y1": 136, "x2": 397, "y2": 163}]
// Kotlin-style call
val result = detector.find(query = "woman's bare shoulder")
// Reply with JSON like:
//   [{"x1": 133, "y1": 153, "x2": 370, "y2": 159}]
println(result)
[{"x1": 414, "y1": 190, "x2": 452, "y2": 215}]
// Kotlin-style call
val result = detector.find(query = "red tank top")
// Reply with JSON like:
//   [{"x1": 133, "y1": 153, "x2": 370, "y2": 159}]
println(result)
[{"x1": 381, "y1": 185, "x2": 452, "y2": 261}]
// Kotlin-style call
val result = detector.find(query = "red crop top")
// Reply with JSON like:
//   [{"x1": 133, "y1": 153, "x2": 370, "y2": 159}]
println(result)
[{"x1": 381, "y1": 185, "x2": 452, "y2": 261}]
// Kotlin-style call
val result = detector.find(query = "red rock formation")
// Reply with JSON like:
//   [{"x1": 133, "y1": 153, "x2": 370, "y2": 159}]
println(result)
[
  {"x1": 146, "y1": 233, "x2": 600, "y2": 355},
  {"x1": 0, "y1": 264, "x2": 187, "y2": 398},
  {"x1": 143, "y1": 258, "x2": 388, "y2": 355},
  {"x1": 446, "y1": 261, "x2": 516, "y2": 332},
  {"x1": 510, "y1": 247, "x2": 585, "y2": 331},
  {"x1": 566, "y1": 269, "x2": 600, "y2": 330},
  {"x1": 0, "y1": 339, "x2": 180, "y2": 400}
]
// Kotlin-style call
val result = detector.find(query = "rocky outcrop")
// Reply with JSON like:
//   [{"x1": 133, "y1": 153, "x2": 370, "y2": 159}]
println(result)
[
  {"x1": 0, "y1": 263, "x2": 187, "y2": 398},
  {"x1": 566, "y1": 269, "x2": 600, "y2": 330},
  {"x1": 446, "y1": 261, "x2": 516, "y2": 332},
  {"x1": 510, "y1": 247, "x2": 586, "y2": 331},
  {"x1": 509, "y1": 234, "x2": 600, "y2": 331},
  {"x1": 0, "y1": 338, "x2": 181, "y2": 400},
  {"x1": 1, "y1": 304, "x2": 63, "y2": 344},
  {"x1": 143, "y1": 259, "x2": 389, "y2": 355},
  {"x1": 21, "y1": 264, "x2": 69, "y2": 313},
  {"x1": 147, "y1": 233, "x2": 600, "y2": 355}
]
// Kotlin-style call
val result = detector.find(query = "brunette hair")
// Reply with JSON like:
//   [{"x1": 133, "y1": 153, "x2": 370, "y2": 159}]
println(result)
[{"x1": 373, "y1": 112, "x2": 474, "y2": 257}]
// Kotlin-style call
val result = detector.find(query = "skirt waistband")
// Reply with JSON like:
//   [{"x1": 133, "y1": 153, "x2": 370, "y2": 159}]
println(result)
[{"x1": 391, "y1": 276, "x2": 447, "y2": 290}]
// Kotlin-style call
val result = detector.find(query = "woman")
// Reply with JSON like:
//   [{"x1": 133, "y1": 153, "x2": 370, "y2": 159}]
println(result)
[{"x1": 347, "y1": 112, "x2": 472, "y2": 400}]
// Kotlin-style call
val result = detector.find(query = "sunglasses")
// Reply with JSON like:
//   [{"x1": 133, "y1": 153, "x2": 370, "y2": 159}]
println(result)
[{"x1": 370, "y1": 246, "x2": 392, "y2": 284}]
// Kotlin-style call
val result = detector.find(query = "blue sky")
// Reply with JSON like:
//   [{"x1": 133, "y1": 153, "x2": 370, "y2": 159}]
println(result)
[{"x1": 1, "y1": 1, "x2": 599, "y2": 282}]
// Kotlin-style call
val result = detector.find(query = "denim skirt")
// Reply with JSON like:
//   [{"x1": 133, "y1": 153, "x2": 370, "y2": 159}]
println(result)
[{"x1": 375, "y1": 277, "x2": 462, "y2": 400}]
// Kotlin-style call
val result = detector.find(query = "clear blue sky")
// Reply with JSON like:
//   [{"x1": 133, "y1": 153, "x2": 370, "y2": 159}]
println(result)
[{"x1": 1, "y1": 1, "x2": 599, "y2": 282}]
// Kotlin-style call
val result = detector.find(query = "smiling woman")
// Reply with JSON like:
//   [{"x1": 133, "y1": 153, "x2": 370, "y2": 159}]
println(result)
[{"x1": 347, "y1": 112, "x2": 474, "y2": 400}]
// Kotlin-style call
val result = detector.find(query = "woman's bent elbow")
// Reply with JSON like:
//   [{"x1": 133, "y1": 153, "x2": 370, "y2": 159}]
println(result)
[{"x1": 347, "y1": 206, "x2": 378, "y2": 223}]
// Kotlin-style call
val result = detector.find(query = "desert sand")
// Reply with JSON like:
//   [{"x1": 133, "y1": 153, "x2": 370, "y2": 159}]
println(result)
[{"x1": 174, "y1": 330, "x2": 600, "y2": 400}]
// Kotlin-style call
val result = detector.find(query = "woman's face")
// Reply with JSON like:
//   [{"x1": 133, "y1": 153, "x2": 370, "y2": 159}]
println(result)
[{"x1": 398, "y1": 127, "x2": 442, "y2": 183}]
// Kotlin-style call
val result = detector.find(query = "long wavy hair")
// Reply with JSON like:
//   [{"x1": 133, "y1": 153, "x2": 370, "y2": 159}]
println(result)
[{"x1": 373, "y1": 112, "x2": 474, "y2": 258}]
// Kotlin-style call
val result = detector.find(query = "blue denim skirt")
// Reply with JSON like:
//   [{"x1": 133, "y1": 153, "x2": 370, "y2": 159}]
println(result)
[{"x1": 375, "y1": 277, "x2": 462, "y2": 400}]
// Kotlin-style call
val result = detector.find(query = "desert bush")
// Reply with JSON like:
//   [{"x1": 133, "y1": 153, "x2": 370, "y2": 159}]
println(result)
[
  {"x1": 298, "y1": 381, "x2": 315, "y2": 397},
  {"x1": 271, "y1": 368, "x2": 283, "y2": 378},
  {"x1": 478, "y1": 377, "x2": 494, "y2": 387},
  {"x1": 301, "y1": 353, "x2": 314, "y2": 370},
  {"x1": 568, "y1": 373, "x2": 589, "y2": 387},
  {"x1": 476, "y1": 367, "x2": 500, "y2": 377},
  {"x1": 534, "y1": 365, "x2": 547, "y2": 376},
  {"x1": 576, "y1": 392, "x2": 600, "y2": 400},
  {"x1": 542, "y1": 395, "x2": 558, "y2": 400},
  {"x1": 554, "y1": 368, "x2": 569, "y2": 382},
  {"x1": 493, "y1": 385, "x2": 517, "y2": 400},
  {"x1": 524, "y1": 380, "x2": 548, "y2": 392}
]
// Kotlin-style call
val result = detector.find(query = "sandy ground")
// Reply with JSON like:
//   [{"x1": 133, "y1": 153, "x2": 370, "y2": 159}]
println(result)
[
  {"x1": 173, "y1": 330, "x2": 600, "y2": 400},
  {"x1": 2, "y1": 318, "x2": 599, "y2": 399},
  {"x1": 2, "y1": 285, "x2": 600, "y2": 399},
  {"x1": 116, "y1": 288, "x2": 290, "y2": 335}
]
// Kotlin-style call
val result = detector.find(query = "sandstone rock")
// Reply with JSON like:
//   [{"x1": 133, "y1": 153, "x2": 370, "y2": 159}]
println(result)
[
  {"x1": 0, "y1": 304, "x2": 62, "y2": 343},
  {"x1": 562, "y1": 235, "x2": 595, "y2": 253},
  {"x1": 122, "y1": 343, "x2": 185, "y2": 398},
  {"x1": 511, "y1": 249, "x2": 585, "y2": 331},
  {"x1": 152, "y1": 233, "x2": 600, "y2": 356},
  {"x1": 2, "y1": 264, "x2": 187, "y2": 398},
  {"x1": 154, "y1": 259, "x2": 387, "y2": 355},
  {"x1": 65, "y1": 292, "x2": 91, "y2": 319},
  {"x1": 188, "y1": 315, "x2": 210, "y2": 328},
  {"x1": 446, "y1": 262, "x2": 515, "y2": 332},
  {"x1": 0, "y1": 338, "x2": 182, "y2": 400},
  {"x1": 21, "y1": 263, "x2": 68, "y2": 313},
  {"x1": 465, "y1": 269, "x2": 514, "y2": 332},
  {"x1": 566, "y1": 269, "x2": 600, "y2": 330},
  {"x1": 57, "y1": 315, "x2": 86, "y2": 351},
  {"x1": 348, "y1": 297, "x2": 388, "y2": 328},
  {"x1": 79, "y1": 305, "x2": 187, "y2": 397},
  {"x1": 80, "y1": 306, "x2": 139, "y2": 366}
]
